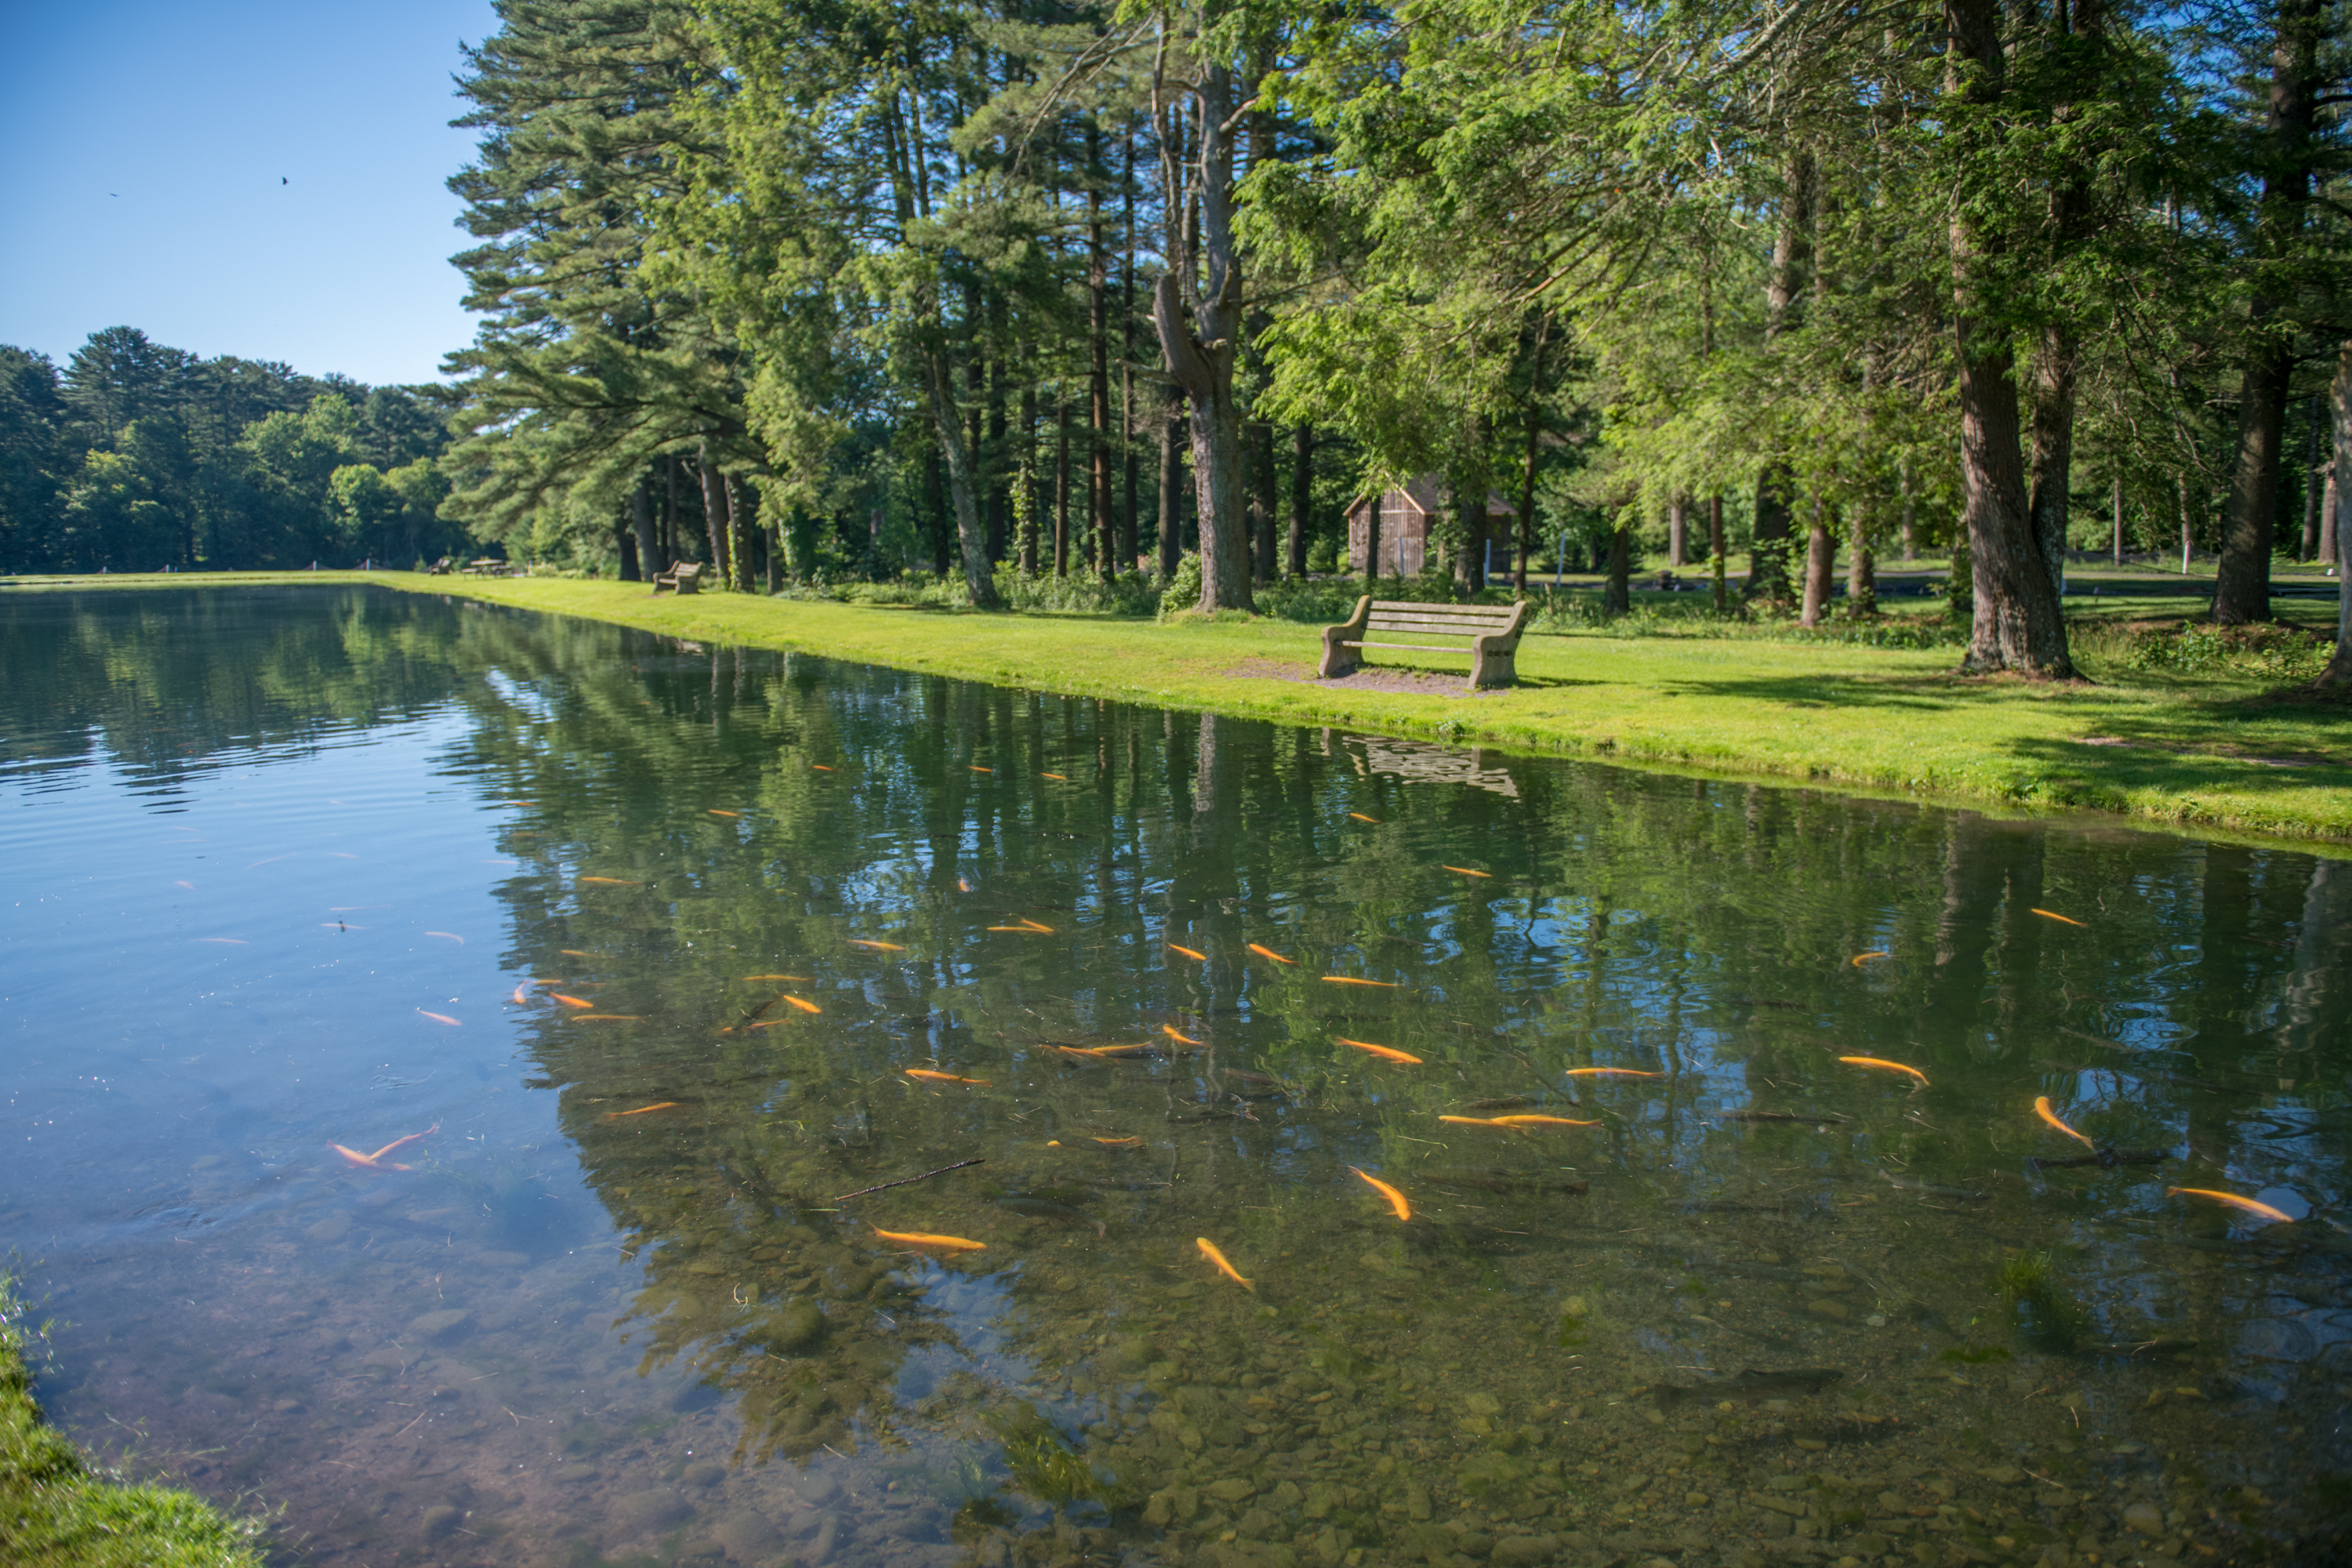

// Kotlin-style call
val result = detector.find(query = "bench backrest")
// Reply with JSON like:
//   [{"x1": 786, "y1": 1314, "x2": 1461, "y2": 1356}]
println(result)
[
  {"x1": 1363, "y1": 600, "x2": 1523, "y2": 640},
  {"x1": 675, "y1": 561, "x2": 703, "y2": 580}
]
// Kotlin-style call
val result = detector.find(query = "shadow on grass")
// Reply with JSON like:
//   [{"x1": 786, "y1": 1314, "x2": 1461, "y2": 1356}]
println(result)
[{"x1": 1653, "y1": 669, "x2": 1967, "y2": 713}]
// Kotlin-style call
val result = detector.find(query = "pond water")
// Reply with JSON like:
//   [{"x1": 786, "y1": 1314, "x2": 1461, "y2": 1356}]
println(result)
[{"x1": 2, "y1": 585, "x2": 2347, "y2": 1568}]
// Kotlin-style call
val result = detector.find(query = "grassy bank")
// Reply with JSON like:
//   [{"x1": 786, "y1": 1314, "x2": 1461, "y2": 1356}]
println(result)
[
  {"x1": 1, "y1": 1287, "x2": 264, "y2": 1567},
  {"x1": 9, "y1": 569, "x2": 2347, "y2": 847}
]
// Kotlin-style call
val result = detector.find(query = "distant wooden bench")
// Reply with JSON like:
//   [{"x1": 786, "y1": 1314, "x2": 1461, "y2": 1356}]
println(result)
[
  {"x1": 651, "y1": 561, "x2": 705, "y2": 596},
  {"x1": 1318, "y1": 597, "x2": 1531, "y2": 689}
]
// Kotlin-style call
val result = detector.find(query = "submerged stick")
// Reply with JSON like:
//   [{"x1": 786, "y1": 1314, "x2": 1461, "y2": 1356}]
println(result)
[{"x1": 832, "y1": 1157, "x2": 985, "y2": 1202}]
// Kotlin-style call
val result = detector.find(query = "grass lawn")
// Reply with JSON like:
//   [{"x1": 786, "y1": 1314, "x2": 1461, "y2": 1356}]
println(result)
[
  {"x1": 1, "y1": 1288, "x2": 263, "y2": 1567},
  {"x1": 9, "y1": 568, "x2": 2347, "y2": 848}
]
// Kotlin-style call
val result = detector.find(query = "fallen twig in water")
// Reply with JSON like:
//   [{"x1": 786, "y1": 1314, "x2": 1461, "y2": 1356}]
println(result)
[{"x1": 832, "y1": 1157, "x2": 985, "y2": 1202}]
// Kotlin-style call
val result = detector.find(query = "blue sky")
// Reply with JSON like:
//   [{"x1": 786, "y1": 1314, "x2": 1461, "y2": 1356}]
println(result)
[{"x1": 0, "y1": 0, "x2": 499, "y2": 387}]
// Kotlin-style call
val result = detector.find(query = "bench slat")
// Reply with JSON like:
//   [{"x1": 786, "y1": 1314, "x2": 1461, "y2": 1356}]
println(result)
[
  {"x1": 1364, "y1": 619, "x2": 1508, "y2": 637},
  {"x1": 1341, "y1": 641, "x2": 1476, "y2": 654},
  {"x1": 1367, "y1": 600, "x2": 1513, "y2": 617}
]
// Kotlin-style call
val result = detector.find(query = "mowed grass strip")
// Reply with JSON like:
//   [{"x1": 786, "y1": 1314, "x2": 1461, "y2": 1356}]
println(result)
[
  {"x1": 15, "y1": 571, "x2": 2346, "y2": 846},
  {"x1": 2, "y1": 1285, "x2": 266, "y2": 1566}
]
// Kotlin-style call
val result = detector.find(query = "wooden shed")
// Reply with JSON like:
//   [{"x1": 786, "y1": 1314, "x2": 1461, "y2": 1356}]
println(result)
[{"x1": 1345, "y1": 477, "x2": 1519, "y2": 577}]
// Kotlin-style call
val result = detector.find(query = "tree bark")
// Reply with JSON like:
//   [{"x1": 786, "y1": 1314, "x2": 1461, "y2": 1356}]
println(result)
[
  {"x1": 1088, "y1": 118, "x2": 1113, "y2": 580},
  {"x1": 2314, "y1": 339, "x2": 2352, "y2": 690},
  {"x1": 924, "y1": 350, "x2": 1001, "y2": 607},
  {"x1": 2300, "y1": 398, "x2": 2323, "y2": 560},
  {"x1": 1748, "y1": 147, "x2": 1813, "y2": 605},
  {"x1": 1054, "y1": 385, "x2": 1072, "y2": 576},
  {"x1": 1120, "y1": 124, "x2": 1140, "y2": 575},
  {"x1": 630, "y1": 475, "x2": 659, "y2": 583},
  {"x1": 1709, "y1": 494, "x2": 1727, "y2": 612},
  {"x1": 2212, "y1": 0, "x2": 2321, "y2": 624},
  {"x1": 724, "y1": 473, "x2": 753, "y2": 593},
  {"x1": 1157, "y1": 393, "x2": 1183, "y2": 579},
  {"x1": 1364, "y1": 488, "x2": 1382, "y2": 583},
  {"x1": 2112, "y1": 474, "x2": 2126, "y2": 565},
  {"x1": 1150, "y1": 61, "x2": 1250, "y2": 612},
  {"x1": 1668, "y1": 496, "x2": 1686, "y2": 568},
  {"x1": 616, "y1": 513, "x2": 640, "y2": 582},
  {"x1": 1947, "y1": 0, "x2": 2078, "y2": 677},
  {"x1": 2027, "y1": 322, "x2": 2077, "y2": 595},
  {"x1": 1289, "y1": 423, "x2": 1311, "y2": 579},
  {"x1": 1847, "y1": 497, "x2": 1877, "y2": 615},
  {"x1": 1603, "y1": 513, "x2": 1632, "y2": 615},
  {"x1": 1801, "y1": 499, "x2": 1835, "y2": 626},
  {"x1": 697, "y1": 445, "x2": 731, "y2": 585}
]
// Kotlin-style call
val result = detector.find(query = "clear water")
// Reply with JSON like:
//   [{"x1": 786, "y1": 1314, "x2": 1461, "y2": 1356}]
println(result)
[{"x1": 2, "y1": 585, "x2": 2347, "y2": 1568}]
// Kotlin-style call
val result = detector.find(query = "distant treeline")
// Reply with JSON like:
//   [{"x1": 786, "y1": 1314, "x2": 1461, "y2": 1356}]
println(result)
[{"x1": 0, "y1": 327, "x2": 471, "y2": 574}]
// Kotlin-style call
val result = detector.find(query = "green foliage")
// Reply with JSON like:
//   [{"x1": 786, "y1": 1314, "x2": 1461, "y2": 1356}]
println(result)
[{"x1": 1156, "y1": 552, "x2": 1204, "y2": 621}]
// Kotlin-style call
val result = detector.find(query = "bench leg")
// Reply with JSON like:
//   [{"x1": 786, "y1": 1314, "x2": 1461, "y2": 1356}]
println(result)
[
  {"x1": 1470, "y1": 638, "x2": 1519, "y2": 689},
  {"x1": 1319, "y1": 627, "x2": 1362, "y2": 679}
]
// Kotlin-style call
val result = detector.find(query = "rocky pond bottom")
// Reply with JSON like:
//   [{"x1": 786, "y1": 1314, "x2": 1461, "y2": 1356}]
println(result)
[{"x1": 2, "y1": 586, "x2": 2345, "y2": 1568}]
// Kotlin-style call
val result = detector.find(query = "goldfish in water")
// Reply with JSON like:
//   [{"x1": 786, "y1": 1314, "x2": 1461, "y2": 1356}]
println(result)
[
  {"x1": 1091, "y1": 1135, "x2": 1144, "y2": 1148},
  {"x1": 606, "y1": 1102, "x2": 680, "y2": 1119},
  {"x1": 1351, "y1": 1167, "x2": 1412, "y2": 1221},
  {"x1": 1348, "y1": 812, "x2": 1380, "y2": 823},
  {"x1": 905, "y1": 1069, "x2": 989, "y2": 1086},
  {"x1": 1338, "y1": 1038, "x2": 1422, "y2": 1065},
  {"x1": 1563, "y1": 1067, "x2": 1659, "y2": 1079},
  {"x1": 425, "y1": 931, "x2": 465, "y2": 945},
  {"x1": 1162, "y1": 1025, "x2": 1203, "y2": 1045},
  {"x1": 848, "y1": 939, "x2": 906, "y2": 951},
  {"x1": 1020, "y1": 918, "x2": 1055, "y2": 933},
  {"x1": 2168, "y1": 1188, "x2": 2292, "y2": 1224},
  {"x1": 416, "y1": 1009, "x2": 460, "y2": 1026},
  {"x1": 872, "y1": 1226, "x2": 986, "y2": 1251},
  {"x1": 510, "y1": 982, "x2": 529, "y2": 1006},
  {"x1": 779, "y1": 994, "x2": 822, "y2": 1014},
  {"x1": 1247, "y1": 943, "x2": 1298, "y2": 965},
  {"x1": 811, "y1": 764, "x2": 835, "y2": 771},
  {"x1": 1439, "y1": 1115, "x2": 1517, "y2": 1130},
  {"x1": 2031, "y1": 908, "x2": 2087, "y2": 927},
  {"x1": 573, "y1": 1014, "x2": 643, "y2": 1022},
  {"x1": 578, "y1": 877, "x2": 642, "y2": 885},
  {"x1": 1167, "y1": 943, "x2": 1207, "y2": 961},
  {"x1": 957, "y1": 877, "x2": 972, "y2": 893},
  {"x1": 2033, "y1": 1096, "x2": 2095, "y2": 1149},
  {"x1": 1196, "y1": 1237, "x2": 1254, "y2": 1290},
  {"x1": 1322, "y1": 976, "x2": 1400, "y2": 988},
  {"x1": 710, "y1": 809, "x2": 740, "y2": 818},
  {"x1": 1490, "y1": 1114, "x2": 1599, "y2": 1128},
  {"x1": 1839, "y1": 1055, "x2": 1929, "y2": 1088},
  {"x1": 1442, "y1": 866, "x2": 1494, "y2": 878},
  {"x1": 551, "y1": 993, "x2": 594, "y2": 1009},
  {"x1": 742, "y1": 974, "x2": 811, "y2": 982},
  {"x1": 969, "y1": 766, "x2": 994, "y2": 774},
  {"x1": 561, "y1": 949, "x2": 596, "y2": 958},
  {"x1": 1851, "y1": 951, "x2": 1890, "y2": 967},
  {"x1": 329, "y1": 1125, "x2": 438, "y2": 1171},
  {"x1": 1040, "y1": 771, "x2": 1069, "y2": 781}
]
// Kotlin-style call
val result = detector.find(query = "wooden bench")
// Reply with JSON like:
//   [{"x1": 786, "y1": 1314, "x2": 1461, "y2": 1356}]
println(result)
[
  {"x1": 1318, "y1": 597, "x2": 1531, "y2": 689},
  {"x1": 651, "y1": 561, "x2": 705, "y2": 596}
]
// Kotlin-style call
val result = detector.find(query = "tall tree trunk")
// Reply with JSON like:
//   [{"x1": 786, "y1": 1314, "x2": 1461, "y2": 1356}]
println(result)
[
  {"x1": 1289, "y1": 424, "x2": 1311, "y2": 579},
  {"x1": 2314, "y1": 339, "x2": 2352, "y2": 690},
  {"x1": 1668, "y1": 498, "x2": 1686, "y2": 568},
  {"x1": 1603, "y1": 512, "x2": 1632, "y2": 615},
  {"x1": 662, "y1": 457, "x2": 680, "y2": 567},
  {"x1": 697, "y1": 445, "x2": 731, "y2": 585},
  {"x1": 630, "y1": 476, "x2": 659, "y2": 583},
  {"x1": 1150, "y1": 61, "x2": 1250, "y2": 612},
  {"x1": 1847, "y1": 497, "x2": 1877, "y2": 615},
  {"x1": 2299, "y1": 397, "x2": 2323, "y2": 560},
  {"x1": 1748, "y1": 147, "x2": 1814, "y2": 605},
  {"x1": 2213, "y1": 0, "x2": 2321, "y2": 624},
  {"x1": 1364, "y1": 488, "x2": 1382, "y2": 583},
  {"x1": 1088, "y1": 118, "x2": 1113, "y2": 580},
  {"x1": 1947, "y1": 0, "x2": 2077, "y2": 677},
  {"x1": 726, "y1": 474, "x2": 757, "y2": 593},
  {"x1": 1899, "y1": 459, "x2": 1917, "y2": 559},
  {"x1": 1454, "y1": 416, "x2": 1490, "y2": 595},
  {"x1": 924, "y1": 350, "x2": 1001, "y2": 607},
  {"x1": 1709, "y1": 495, "x2": 1727, "y2": 612},
  {"x1": 1054, "y1": 386, "x2": 1072, "y2": 577},
  {"x1": 1800, "y1": 499, "x2": 1835, "y2": 626},
  {"x1": 616, "y1": 514, "x2": 639, "y2": 582},
  {"x1": 1120, "y1": 124, "x2": 1140, "y2": 575},
  {"x1": 1158, "y1": 395, "x2": 1183, "y2": 579},
  {"x1": 1020, "y1": 372, "x2": 1040, "y2": 575},
  {"x1": 987, "y1": 295, "x2": 1009, "y2": 568},
  {"x1": 2112, "y1": 474, "x2": 2126, "y2": 565},
  {"x1": 2027, "y1": 322, "x2": 2078, "y2": 595},
  {"x1": 925, "y1": 448, "x2": 948, "y2": 575}
]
